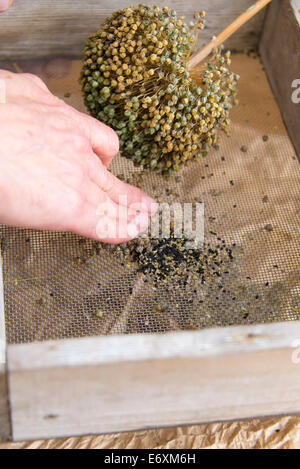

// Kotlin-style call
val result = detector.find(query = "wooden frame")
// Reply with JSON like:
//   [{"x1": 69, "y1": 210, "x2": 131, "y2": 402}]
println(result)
[
  {"x1": 260, "y1": 0, "x2": 300, "y2": 160},
  {"x1": 3, "y1": 322, "x2": 300, "y2": 441},
  {"x1": 0, "y1": 0, "x2": 267, "y2": 60},
  {"x1": 0, "y1": 0, "x2": 300, "y2": 442},
  {"x1": 0, "y1": 258, "x2": 11, "y2": 442},
  {"x1": 0, "y1": 365, "x2": 11, "y2": 442}
]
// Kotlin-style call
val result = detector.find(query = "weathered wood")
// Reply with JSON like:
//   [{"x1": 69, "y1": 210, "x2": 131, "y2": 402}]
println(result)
[
  {"x1": 7, "y1": 321, "x2": 300, "y2": 441},
  {"x1": 260, "y1": 0, "x2": 300, "y2": 160},
  {"x1": 188, "y1": 0, "x2": 272, "y2": 69},
  {"x1": 0, "y1": 257, "x2": 11, "y2": 442},
  {"x1": 1, "y1": 0, "x2": 299, "y2": 444},
  {"x1": 0, "y1": 365, "x2": 11, "y2": 442},
  {"x1": 0, "y1": 0, "x2": 267, "y2": 60}
]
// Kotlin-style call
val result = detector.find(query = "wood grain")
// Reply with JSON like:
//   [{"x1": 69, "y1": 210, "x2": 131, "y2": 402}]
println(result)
[
  {"x1": 188, "y1": 0, "x2": 272, "y2": 69},
  {"x1": 260, "y1": 0, "x2": 300, "y2": 160},
  {"x1": 0, "y1": 0, "x2": 267, "y2": 60},
  {"x1": 0, "y1": 256, "x2": 11, "y2": 442},
  {"x1": 7, "y1": 321, "x2": 300, "y2": 441},
  {"x1": 0, "y1": 365, "x2": 11, "y2": 442}
]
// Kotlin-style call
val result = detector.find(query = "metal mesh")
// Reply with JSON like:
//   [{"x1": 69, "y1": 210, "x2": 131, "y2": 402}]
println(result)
[{"x1": 1, "y1": 54, "x2": 299, "y2": 344}]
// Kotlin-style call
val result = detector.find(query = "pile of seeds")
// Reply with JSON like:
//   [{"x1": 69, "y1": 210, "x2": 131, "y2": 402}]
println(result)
[
  {"x1": 112, "y1": 231, "x2": 234, "y2": 289},
  {"x1": 80, "y1": 4, "x2": 239, "y2": 176}
]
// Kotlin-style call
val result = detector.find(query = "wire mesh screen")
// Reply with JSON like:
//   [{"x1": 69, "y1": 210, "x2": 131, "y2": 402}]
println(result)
[{"x1": 1, "y1": 54, "x2": 299, "y2": 344}]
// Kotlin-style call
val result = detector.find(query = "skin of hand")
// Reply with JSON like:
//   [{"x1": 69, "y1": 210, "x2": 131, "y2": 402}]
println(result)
[
  {"x1": 0, "y1": 0, "x2": 13, "y2": 13},
  {"x1": 0, "y1": 70, "x2": 157, "y2": 243}
]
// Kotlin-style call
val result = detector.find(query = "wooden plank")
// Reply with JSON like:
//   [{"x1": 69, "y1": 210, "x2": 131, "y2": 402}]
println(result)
[
  {"x1": 0, "y1": 365, "x2": 11, "y2": 442},
  {"x1": 0, "y1": 256, "x2": 11, "y2": 442},
  {"x1": 0, "y1": 0, "x2": 267, "y2": 60},
  {"x1": 260, "y1": 0, "x2": 300, "y2": 160},
  {"x1": 7, "y1": 321, "x2": 300, "y2": 441}
]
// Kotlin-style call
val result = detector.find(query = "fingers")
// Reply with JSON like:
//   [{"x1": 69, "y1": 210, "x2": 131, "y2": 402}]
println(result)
[
  {"x1": 19, "y1": 77, "x2": 119, "y2": 165},
  {"x1": 86, "y1": 152, "x2": 157, "y2": 216},
  {"x1": 31, "y1": 87, "x2": 119, "y2": 165},
  {"x1": 72, "y1": 152, "x2": 155, "y2": 242},
  {"x1": 0, "y1": 0, "x2": 13, "y2": 13},
  {"x1": 85, "y1": 114, "x2": 119, "y2": 166},
  {"x1": 69, "y1": 171, "x2": 151, "y2": 242},
  {"x1": 68, "y1": 108, "x2": 119, "y2": 166},
  {"x1": 70, "y1": 197, "x2": 150, "y2": 244},
  {"x1": 4, "y1": 69, "x2": 119, "y2": 167},
  {"x1": 58, "y1": 108, "x2": 157, "y2": 219}
]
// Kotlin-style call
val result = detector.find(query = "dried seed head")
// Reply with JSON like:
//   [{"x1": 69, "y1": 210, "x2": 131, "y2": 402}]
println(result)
[{"x1": 80, "y1": 4, "x2": 238, "y2": 176}]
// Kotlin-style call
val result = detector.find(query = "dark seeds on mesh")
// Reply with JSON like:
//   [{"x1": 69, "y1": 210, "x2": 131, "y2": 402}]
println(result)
[{"x1": 80, "y1": 5, "x2": 238, "y2": 176}]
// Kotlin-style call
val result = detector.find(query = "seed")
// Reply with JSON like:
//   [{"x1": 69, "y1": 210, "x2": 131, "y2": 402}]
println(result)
[
  {"x1": 36, "y1": 297, "x2": 45, "y2": 306},
  {"x1": 109, "y1": 228, "x2": 235, "y2": 292},
  {"x1": 211, "y1": 189, "x2": 222, "y2": 197}
]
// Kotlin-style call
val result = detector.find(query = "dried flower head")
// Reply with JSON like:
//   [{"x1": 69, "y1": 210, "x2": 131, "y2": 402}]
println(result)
[{"x1": 80, "y1": 4, "x2": 239, "y2": 176}]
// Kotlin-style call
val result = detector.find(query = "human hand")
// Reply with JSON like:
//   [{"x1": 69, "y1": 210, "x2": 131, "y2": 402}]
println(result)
[
  {"x1": 0, "y1": 0, "x2": 14, "y2": 13},
  {"x1": 0, "y1": 70, "x2": 157, "y2": 243}
]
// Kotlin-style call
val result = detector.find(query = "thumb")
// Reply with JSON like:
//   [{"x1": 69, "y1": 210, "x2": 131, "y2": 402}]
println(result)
[{"x1": 0, "y1": 0, "x2": 13, "y2": 13}]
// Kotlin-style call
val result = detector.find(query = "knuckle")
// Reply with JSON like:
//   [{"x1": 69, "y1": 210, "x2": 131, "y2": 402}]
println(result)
[
  {"x1": 24, "y1": 73, "x2": 63, "y2": 105},
  {"x1": 42, "y1": 92, "x2": 66, "y2": 108},
  {"x1": 24, "y1": 73, "x2": 46, "y2": 89},
  {"x1": 48, "y1": 95, "x2": 65, "y2": 106},
  {"x1": 100, "y1": 169, "x2": 114, "y2": 193},
  {"x1": 67, "y1": 189, "x2": 85, "y2": 215}
]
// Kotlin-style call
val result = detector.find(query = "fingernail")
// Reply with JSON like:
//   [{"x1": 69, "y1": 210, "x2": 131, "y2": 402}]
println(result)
[
  {"x1": 127, "y1": 223, "x2": 140, "y2": 239},
  {"x1": 127, "y1": 212, "x2": 149, "y2": 238},
  {"x1": 0, "y1": 1, "x2": 11, "y2": 12}
]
